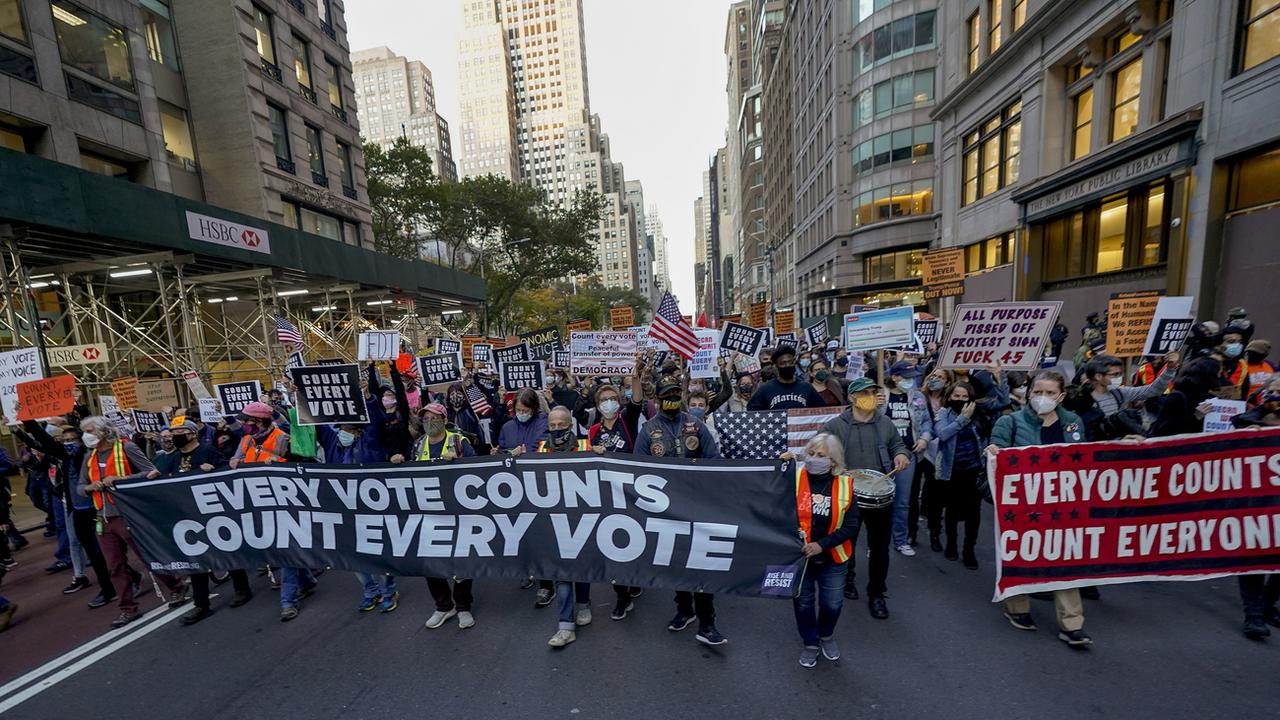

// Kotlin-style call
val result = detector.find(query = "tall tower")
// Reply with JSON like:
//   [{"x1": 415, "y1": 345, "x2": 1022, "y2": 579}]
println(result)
[{"x1": 353, "y1": 47, "x2": 457, "y2": 182}]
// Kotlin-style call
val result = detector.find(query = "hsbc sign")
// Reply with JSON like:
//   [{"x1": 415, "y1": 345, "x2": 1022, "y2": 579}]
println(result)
[
  {"x1": 185, "y1": 211, "x2": 271, "y2": 255},
  {"x1": 48, "y1": 343, "x2": 110, "y2": 367}
]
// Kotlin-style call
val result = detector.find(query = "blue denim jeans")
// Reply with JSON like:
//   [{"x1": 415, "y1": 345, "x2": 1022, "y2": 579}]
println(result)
[
  {"x1": 0, "y1": 594, "x2": 9, "y2": 611},
  {"x1": 556, "y1": 581, "x2": 590, "y2": 630},
  {"x1": 793, "y1": 561, "x2": 848, "y2": 646},
  {"x1": 891, "y1": 456, "x2": 917, "y2": 546},
  {"x1": 356, "y1": 572, "x2": 397, "y2": 600},
  {"x1": 52, "y1": 500, "x2": 71, "y2": 565},
  {"x1": 280, "y1": 567, "x2": 317, "y2": 609}
]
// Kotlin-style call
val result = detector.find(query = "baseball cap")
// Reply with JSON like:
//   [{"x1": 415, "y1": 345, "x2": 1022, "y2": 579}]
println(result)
[
  {"x1": 424, "y1": 401, "x2": 447, "y2": 417},
  {"x1": 656, "y1": 375, "x2": 682, "y2": 397},
  {"x1": 889, "y1": 360, "x2": 921, "y2": 378},
  {"x1": 847, "y1": 377, "x2": 880, "y2": 393}
]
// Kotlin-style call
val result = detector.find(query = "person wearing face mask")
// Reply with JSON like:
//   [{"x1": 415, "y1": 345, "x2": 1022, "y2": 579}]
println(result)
[
  {"x1": 987, "y1": 371, "x2": 1092, "y2": 647},
  {"x1": 884, "y1": 361, "x2": 934, "y2": 557},
  {"x1": 444, "y1": 382, "x2": 485, "y2": 454},
  {"x1": 363, "y1": 363, "x2": 414, "y2": 464},
  {"x1": 1239, "y1": 339, "x2": 1275, "y2": 402},
  {"x1": 780, "y1": 433, "x2": 859, "y2": 668},
  {"x1": 747, "y1": 345, "x2": 826, "y2": 411},
  {"x1": 585, "y1": 384, "x2": 644, "y2": 619},
  {"x1": 918, "y1": 369, "x2": 952, "y2": 551},
  {"x1": 819, "y1": 378, "x2": 910, "y2": 616},
  {"x1": 1149, "y1": 356, "x2": 1223, "y2": 438},
  {"x1": 539, "y1": 406, "x2": 594, "y2": 647},
  {"x1": 931, "y1": 382, "x2": 986, "y2": 568},
  {"x1": 1216, "y1": 322, "x2": 1251, "y2": 398},
  {"x1": 500, "y1": 388, "x2": 550, "y2": 458},
  {"x1": 635, "y1": 375, "x2": 726, "y2": 646},
  {"x1": 1075, "y1": 352, "x2": 1178, "y2": 441},
  {"x1": 228, "y1": 402, "x2": 289, "y2": 469}
]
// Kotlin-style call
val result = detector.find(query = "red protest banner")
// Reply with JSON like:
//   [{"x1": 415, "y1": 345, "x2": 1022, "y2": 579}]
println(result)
[
  {"x1": 16, "y1": 374, "x2": 77, "y2": 421},
  {"x1": 989, "y1": 428, "x2": 1280, "y2": 601}
]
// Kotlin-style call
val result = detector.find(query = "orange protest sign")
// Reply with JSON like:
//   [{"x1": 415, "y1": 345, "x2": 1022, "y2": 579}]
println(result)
[
  {"x1": 566, "y1": 318, "x2": 592, "y2": 334},
  {"x1": 111, "y1": 376, "x2": 139, "y2": 411},
  {"x1": 922, "y1": 248, "x2": 966, "y2": 287},
  {"x1": 609, "y1": 306, "x2": 634, "y2": 330},
  {"x1": 719, "y1": 313, "x2": 742, "y2": 327},
  {"x1": 17, "y1": 374, "x2": 76, "y2": 421},
  {"x1": 1106, "y1": 291, "x2": 1163, "y2": 357},
  {"x1": 747, "y1": 302, "x2": 768, "y2": 329},
  {"x1": 774, "y1": 309, "x2": 796, "y2": 334}
]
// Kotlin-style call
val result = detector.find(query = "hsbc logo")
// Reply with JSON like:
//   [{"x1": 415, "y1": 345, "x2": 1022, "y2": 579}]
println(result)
[
  {"x1": 185, "y1": 211, "x2": 271, "y2": 255},
  {"x1": 48, "y1": 343, "x2": 109, "y2": 367},
  {"x1": 81, "y1": 347, "x2": 100, "y2": 360}
]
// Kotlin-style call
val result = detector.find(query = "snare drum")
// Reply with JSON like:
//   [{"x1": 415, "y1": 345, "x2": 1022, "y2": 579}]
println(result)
[{"x1": 850, "y1": 469, "x2": 896, "y2": 510}]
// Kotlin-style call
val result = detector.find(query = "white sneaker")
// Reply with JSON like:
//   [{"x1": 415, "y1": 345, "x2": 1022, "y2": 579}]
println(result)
[
  {"x1": 548, "y1": 629, "x2": 576, "y2": 647},
  {"x1": 575, "y1": 604, "x2": 592, "y2": 626},
  {"x1": 424, "y1": 609, "x2": 456, "y2": 629},
  {"x1": 896, "y1": 543, "x2": 916, "y2": 557},
  {"x1": 457, "y1": 611, "x2": 475, "y2": 629}
]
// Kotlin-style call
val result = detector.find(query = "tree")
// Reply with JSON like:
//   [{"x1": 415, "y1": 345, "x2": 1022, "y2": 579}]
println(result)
[{"x1": 503, "y1": 279, "x2": 652, "y2": 335}]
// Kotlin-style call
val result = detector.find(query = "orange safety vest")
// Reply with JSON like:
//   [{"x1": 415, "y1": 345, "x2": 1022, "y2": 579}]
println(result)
[
  {"x1": 1241, "y1": 361, "x2": 1275, "y2": 400},
  {"x1": 537, "y1": 438, "x2": 590, "y2": 452},
  {"x1": 795, "y1": 466, "x2": 855, "y2": 564},
  {"x1": 1132, "y1": 361, "x2": 1155, "y2": 386},
  {"x1": 87, "y1": 440, "x2": 132, "y2": 510},
  {"x1": 237, "y1": 426, "x2": 288, "y2": 464}
]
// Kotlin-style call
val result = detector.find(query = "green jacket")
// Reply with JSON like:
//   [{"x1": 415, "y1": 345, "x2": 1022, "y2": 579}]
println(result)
[
  {"x1": 990, "y1": 405, "x2": 1086, "y2": 449},
  {"x1": 287, "y1": 407, "x2": 317, "y2": 459}
]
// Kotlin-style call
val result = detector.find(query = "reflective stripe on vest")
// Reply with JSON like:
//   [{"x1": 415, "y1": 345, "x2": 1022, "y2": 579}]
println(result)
[
  {"x1": 88, "y1": 440, "x2": 131, "y2": 510},
  {"x1": 417, "y1": 431, "x2": 463, "y2": 461},
  {"x1": 536, "y1": 439, "x2": 590, "y2": 452},
  {"x1": 239, "y1": 427, "x2": 286, "y2": 464},
  {"x1": 795, "y1": 466, "x2": 854, "y2": 564}
]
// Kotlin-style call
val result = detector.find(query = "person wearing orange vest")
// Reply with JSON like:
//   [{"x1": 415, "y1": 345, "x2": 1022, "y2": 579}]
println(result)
[
  {"x1": 1241, "y1": 340, "x2": 1276, "y2": 403},
  {"x1": 229, "y1": 401, "x2": 290, "y2": 468},
  {"x1": 782, "y1": 433, "x2": 859, "y2": 668},
  {"x1": 79, "y1": 416, "x2": 188, "y2": 629},
  {"x1": 538, "y1": 406, "x2": 593, "y2": 648}
]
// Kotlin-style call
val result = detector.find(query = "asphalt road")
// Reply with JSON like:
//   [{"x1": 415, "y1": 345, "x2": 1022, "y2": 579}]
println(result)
[{"x1": 1, "y1": 507, "x2": 1275, "y2": 720}]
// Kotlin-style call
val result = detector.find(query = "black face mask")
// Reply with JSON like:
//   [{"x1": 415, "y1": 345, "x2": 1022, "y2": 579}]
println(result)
[
  {"x1": 1246, "y1": 351, "x2": 1266, "y2": 364},
  {"x1": 737, "y1": 384, "x2": 753, "y2": 396},
  {"x1": 549, "y1": 427, "x2": 574, "y2": 448},
  {"x1": 776, "y1": 365, "x2": 796, "y2": 381},
  {"x1": 947, "y1": 400, "x2": 967, "y2": 414}
]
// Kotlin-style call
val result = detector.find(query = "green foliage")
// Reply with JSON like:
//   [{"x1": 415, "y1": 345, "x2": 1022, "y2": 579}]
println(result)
[
  {"x1": 363, "y1": 138, "x2": 435, "y2": 260},
  {"x1": 503, "y1": 278, "x2": 651, "y2": 335}
]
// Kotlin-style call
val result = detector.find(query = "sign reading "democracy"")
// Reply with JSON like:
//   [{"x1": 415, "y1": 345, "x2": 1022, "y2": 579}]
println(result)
[{"x1": 110, "y1": 455, "x2": 804, "y2": 598}]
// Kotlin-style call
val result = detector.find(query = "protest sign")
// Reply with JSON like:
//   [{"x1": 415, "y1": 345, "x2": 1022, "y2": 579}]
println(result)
[
  {"x1": 775, "y1": 335, "x2": 798, "y2": 353},
  {"x1": 493, "y1": 342, "x2": 530, "y2": 366},
  {"x1": 1105, "y1": 290, "x2": 1163, "y2": 357},
  {"x1": 550, "y1": 351, "x2": 571, "y2": 369},
  {"x1": 519, "y1": 327, "x2": 562, "y2": 362},
  {"x1": 288, "y1": 365, "x2": 366, "y2": 426},
  {"x1": 112, "y1": 454, "x2": 804, "y2": 598},
  {"x1": 804, "y1": 321, "x2": 830, "y2": 348},
  {"x1": 569, "y1": 331, "x2": 639, "y2": 375},
  {"x1": 110, "y1": 376, "x2": 139, "y2": 412},
  {"x1": 1202, "y1": 399, "x2": 1247, "y2": 433},
  {"x1": 844, "y1": 350, "x2": 866, "y2": 380},
  {"x1": 285, "y1": 351, "x2": 305, "y2": 372},
  {"x1": 988, "y1": 429, "x2": 1280, "y2": 601},
  {"x1": 472, "y1": 343, "x2": 493, "y2": 366},
  {"x1": 416, "y1": 353, "x2": 463, "y2": 387},
  {"x1": 747, "y1": 302, "x2": 768, "y2": 329},
  {"x1": 774, "y1": 310, "x2": 796, "y2": 335},
  {"x1": 501, "y1": 360, "x2": 545, "y2": 390},
  {"x1": 215, "y1": 380, "x2": 263, "y2": 415},
  {"x1": 937, "y1": 301, "x2": 1062, "y2": 372},
  {"x1": 566, "y1": 318, "x2": 593, "y2": 334},
  {"x1": 47, "y1": 343, "x2": 109, "y2": 368},
  {"x1": 924, "y1": 281, "x2": 965, "y2": 300},
  {"x1": 632, "y1": 325, "x2": 668, "y2": 352},
  {"x1": 689, "y1": 329, "x2": 721, "y2": 380},
  {"x1": 138, "y1": 379, "x2": 180, "y2": 411},
  {"x1": 0, "y1": 347, "x2": 42, "y2": 422},
  {"x1": 719, "y1": 313, "x2": 742, "y2": 327},
  {"x1": 197, "y1": 398, "x2": 224, "y2": 423},
  {"x1": 131, "y1": 408, "x2": 168, "y2": 434},
  {"x1": 182, "y1": 370, "x2": 212, "y2": 401},
  {"x1": 733, "y1": 353, "x2": 762, "y2": 376},
  {"x1": 843, "y1": 306, "x2": 915, "y2": 352},
  {"x1": 914, "y1": 319, "x2": 940, "y2": 346},
  {"x1": 435, "y1": 338, "x2": 462, "y2": 356},
  {"x1": 609, "y1": 305, "x2": 635, "y2": 330},
  {"x1": 16, "y1": 374, "x2": 76, "y2": 421},
  {"x1": 358, "y1": 331, "x2": 400, "y2": 361},
  {"x1": 316, "y1": 358, "x2": 347, "y2": 366},
  {"x1": 99, "y1": 395, "x2": 133, "y2": 435},
  {"x1": 922, "y1": 248, "x2": 965, "y2": 286},
  {"x1": 460, "y1": 335, "x2": 483, "y2": 368},
  {"x1": 1141, "y1": 296, "x2": 1195, "y2": 356},
  {"x1": 719, "y1": 322, "x2": 766, "y2": 356}
]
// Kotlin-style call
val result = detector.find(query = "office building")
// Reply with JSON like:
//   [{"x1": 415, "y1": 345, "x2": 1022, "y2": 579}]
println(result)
[{"x1": 352, "y1": 46, "x2": 457, "y2": 182}]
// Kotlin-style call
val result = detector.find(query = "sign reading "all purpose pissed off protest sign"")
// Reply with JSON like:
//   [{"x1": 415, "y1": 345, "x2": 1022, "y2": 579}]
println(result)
[{"x1": 110, "y1": 455, "x2": 805, "y2": 598}]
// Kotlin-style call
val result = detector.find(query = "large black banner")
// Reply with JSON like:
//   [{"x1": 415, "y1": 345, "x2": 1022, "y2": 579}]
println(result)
[{"x1": 110, "y1": 455, "x2": 805, "y2": 598}]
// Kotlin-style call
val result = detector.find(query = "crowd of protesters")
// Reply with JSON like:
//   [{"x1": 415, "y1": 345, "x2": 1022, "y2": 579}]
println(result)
[{"x1": 0, "y1": 305, "x2": 1276, "y2": 668}]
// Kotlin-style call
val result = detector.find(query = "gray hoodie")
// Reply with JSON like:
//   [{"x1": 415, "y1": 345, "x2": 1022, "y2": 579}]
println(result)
[{"x1": 820, "y1": 408, "x2": 908, "y2": 474}]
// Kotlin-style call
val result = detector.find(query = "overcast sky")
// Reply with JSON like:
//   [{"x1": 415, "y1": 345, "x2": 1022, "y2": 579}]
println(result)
[{"x1": 345, "y1": 0, "x2": 732, "y2": 311}]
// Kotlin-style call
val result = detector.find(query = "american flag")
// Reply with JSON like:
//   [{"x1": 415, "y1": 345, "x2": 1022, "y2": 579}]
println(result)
[
  {"x1": 715, "y1": 407, "x2": 843, "y2": 460},
  {"x1": 466, "y1": 385, "x2": 492, "y2": 417},
  {"x1": 649, "y1": 291, "x2": 699, "y2": 359},
  {"x1": 274, "y1": 314, "x2": 304, "y2": 346}
]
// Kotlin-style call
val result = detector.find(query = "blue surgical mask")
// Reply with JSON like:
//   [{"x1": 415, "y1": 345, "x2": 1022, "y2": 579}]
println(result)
[
  {"x1": 799, "y1": 358, "x2": 811, "y2": 369},
  {"x1": 1224, "y1": 342, "x2": 1243, "y2": 358},
  {"x1": 337, "y1": 430, "x2": 356, "y2": 447},
  {"x1": 516, "y1": 411, "x2": 533, "y2": 423},
  {"x1": 623, "y1": 389, "x2": 633, "y2": 400},
  {"x1": 897, "y1": 379, "x2": 916, "y2": 392},
  {"x1": 599, "y1": 399, "x2": 620, "y2": 418},
  {"x1": 689, "y1": 407, "x2": 706, "y2": 419}
]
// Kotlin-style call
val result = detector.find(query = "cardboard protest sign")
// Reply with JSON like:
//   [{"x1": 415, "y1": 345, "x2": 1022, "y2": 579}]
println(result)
[
  {"x1": 416, "y1": 353, "x2": 462, "y2": 387},
  {"x1": 733, "y1": 352, "x2": 761, "y2": 376},
  {"x1": 774, "y1": 310, "x2": 796, "y2": 335},
  {"x1": 197, "y1": 397, "x2": 224, "y2": 422},
  {"x1": 289, "y1": 364, "x2": 367, "y2": 426},
  {"x1": 922, "y1": 248, "x2": 965, "y2": 287},
  {"x1": 843, "y1": 306, "x2": 915, "y2": 352},
  {"x1": 286, "y1": 351, "x2": 306, "y2": 372},
  {"x1": 1141, "y1": 296, "x2": 1195, "y2": 356},
  {"x1": 719, "y1": 322, "x2": 766, "y2": 356},
  {"x1": 566, "y1": 318, "x2": 592, "y2": 334},
  {"x1": 358, "y1": 331, "x2": 400, "y2": 361},
  {"x1": 461, "y1": 335, "x2": 483, "y2": 367},
  {"x1": 719, "y1": 313, "x2": 742, "y2": 327},
  {"x1": 472, "y1": 343, "x2": 493, "y2": 365},
  {"x1": 137, "y1": 380, "x2": 180, "y2": 411},
  {"x1": 844, "y1": 350, "x2": 867, "y2": 380},
  {"x1": 552, "y1": 350, "x2": 571, "y2": 369},
  {"x1": 988, "y1": 429, "x2": 1280, "y2": 601},
  {"x1": 609, "y1": 305, "x2": 635, "y2": 330},
  {"x1": 215, "y1": 380, "x2": 263, "y2": 415},
  {"x1": 493, "y1": 342, "x2": 530, "y2": 366},
  {"x1": 569, "y1": 331, "x2": 639, "y2": 375},
  {"x1": 689, "y1": 329, "x2": 721, "y2": 380},
  {"x1": 16, "y1": 374, "x2": 76, "y2": 421},
  {"x1": 500, "y1": 360, "x2": 544, "y2": 390},
  {"x1": 519, "y1": 327, "x2": 562, "y2": 362},
  {"x1": 110, "y1": 376, "x2": 140, "y2": 412},
  {"x1": 131, "y1": 408, "x2": 169, "y2": 434},
  {"x1": 936, "y1": 301, "x2": 1061, "y2": 371},
  {"x1": 1105, "y1": 291, "x2": 1163, "y2": 357},
  {"x1": 182, "y1": 370, "x2": 212, "y2": 401},
  {"x1": 914, "y1": 319, "x2": 940, "y2": 346},
  {"x1": 747, "y1": 301, "x2": 768, "y2": 329},
  {"x1": 804, "y1": 321, "x2": 830, "y2": 348},
  {"x1": 98, "y1": 395, "x2": 134, "y2": 435},
  {"x1": 1202, "y1": 399, "x2": 1246, "y2": 433},
  {"x1": 0, "y1": 347, "x2": 42, "y2": 423}
]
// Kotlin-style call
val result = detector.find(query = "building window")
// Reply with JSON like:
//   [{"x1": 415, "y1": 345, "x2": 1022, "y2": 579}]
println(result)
[
  {"x1": 856, "y1": 10, "x2": 936, "y2": 73},
  {"x1": 966, "y1": 233, "x2": 1014, "y2": 272},
  {"x1": 292, "y1": 34, "x2": 311, "y2": 88},
  {"x1": 967, "y1": 11, "x2": 980, "y2": 73},
  {"x1": 1012, "y1": 0, "x2": 1026, "y2": 31},
  {"x1": 267, "y1": 102, "x2": 292, "y2": 171},
  {"x1": 961, "y1": 100, "x2": 1021, "y2": 205},
  {"x1": 0, "y1": 0, "x2": 26, "y2": 42},
  {"x1": 305, "y1": 123, "x2": 325, "y2": 181},
  {"x1": 1109, "y1": 57, "x2": 1142, "y2": 142},
  {"x1": 327, "y1": 58, "x2": 343, "y2": 109},
  {"x1": 336, "y1": 140, "x2": 355, "y2": 192},
  {"x1": 141, "y1": 0, "x2": 178, "y2": 70},
  {"x1": 1238, "y1": 0, "x2": 1280, "y2": 73},
  {"x1": 252, "y1": 4, "x2": 275, "y2": 65},
  {"x1": 1227, "y1": 143, "x2": 1280, "y2": 212},
  {"x1": 1041, "y1": 182, "x2": 1170, "y2": 281},
  {"x1": 852, "y1": 180, "x2": 933, "y2": 228},
  {"x1": 52, "y1": 1, "x2": 133, "y2": 90},
  {"x1": 0, "y1": 122, "x2": 29, "y2": 152},
  {"x1": 854, "y1": 124, "x2": 934, "y2": 175},
  {"x1": 159, "y1": 101, "x2": 196, "y2": 168},
  {"x1": 864, "y1": 248, "x2": 924, "y2": 283},
  {"x1": 1071, "y1": 86, "x2": 1093, "y2": 160},
  {"x1": 988, "y1": 0, "x2": 1002, "y2": 55},
  {"x1": 79, "y1": 149, "x2": 131, "y2": 179}
]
